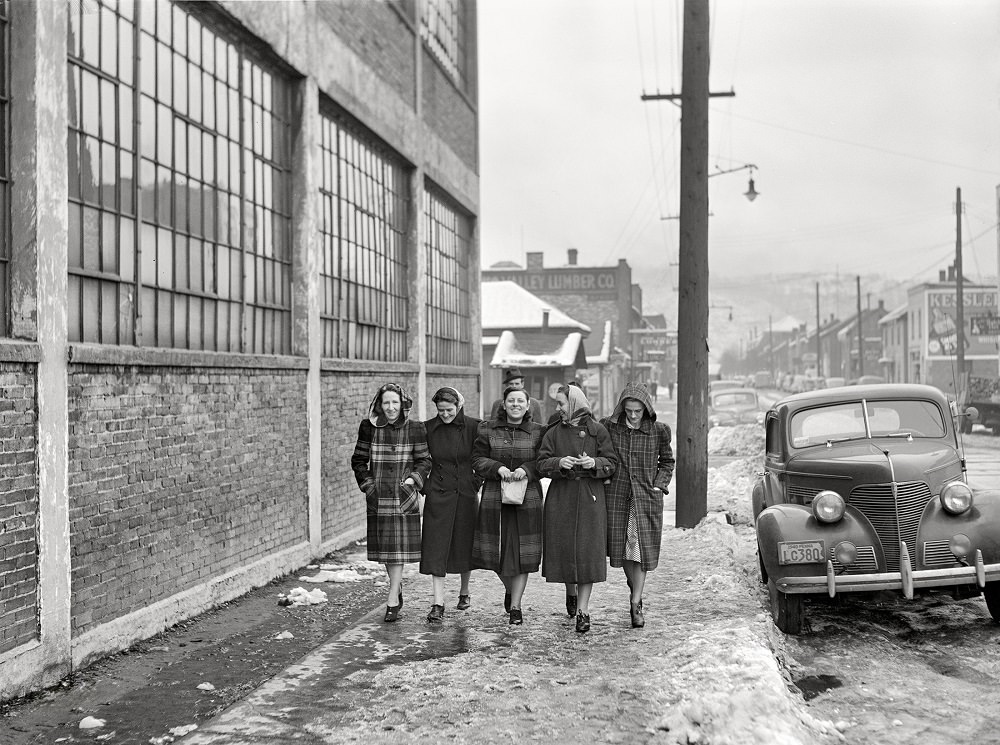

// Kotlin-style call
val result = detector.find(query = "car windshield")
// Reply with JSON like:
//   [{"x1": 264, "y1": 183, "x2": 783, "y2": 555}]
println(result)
[
  {"x1": 712, "y1": 391, "x2": 757, "y2": 408},
  {"x1": 789, "y1": 398, "x2": 946, "y2": 448}
]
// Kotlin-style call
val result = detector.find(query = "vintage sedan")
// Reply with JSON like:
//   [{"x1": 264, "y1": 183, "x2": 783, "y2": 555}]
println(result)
[
  {"x1": 752, "y1": 383, "x2": 1000, "y2": 634},
  {"x1": 708, "y1": 387, "x2": 764, "y2": 428}
]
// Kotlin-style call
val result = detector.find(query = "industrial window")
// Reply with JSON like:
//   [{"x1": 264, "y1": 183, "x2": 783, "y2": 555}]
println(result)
[
  {"x1": 423, "y1": 186, "x2": 471, "y2": 366},
  {"x1": 318, "y1": 111, "x2": 409, "y2": 361},
  {"x1": 420, "y1": 0, "x2": 467, "y2": 91},
  {"x1": 67, "y1": 0, "x2": 293, "y2": 352},
  {"x1": 0, "y1": 1, "x2": 8, "y2": 336}
]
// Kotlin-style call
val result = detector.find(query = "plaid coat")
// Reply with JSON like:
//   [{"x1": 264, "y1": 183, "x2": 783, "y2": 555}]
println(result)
[
  {"x1": 470, "y1": 416, "x2": 544, "y2": 574},
  {"x1": 600, "y1": 383, "x2": 675, "y2": 571},
  {"x1": 351, "y1": 417, "x2": 432, "y2": 564}
]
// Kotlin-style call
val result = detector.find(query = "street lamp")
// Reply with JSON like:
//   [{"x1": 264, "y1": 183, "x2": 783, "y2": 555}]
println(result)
[
  {"x1": 709, "y1": 163, "x2": 759, "y2": 202},
  {"x1": 710, "y1": 303, "x2": 733, "y2": 321}
]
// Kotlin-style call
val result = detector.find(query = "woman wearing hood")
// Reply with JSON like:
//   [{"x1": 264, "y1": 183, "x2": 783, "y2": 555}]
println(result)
[
  {"x1": 351, "y1": 383, "x2": 432, "y2": 622},
  {"x1": 537, "y1": 384, "x2": 617, "y2": 633},
  {"x1": 420, "y1": 387, "x2": 482, "y2": 623},
  {"x1": 600, "y1": 382, "x2": 675, "y2": 628}
]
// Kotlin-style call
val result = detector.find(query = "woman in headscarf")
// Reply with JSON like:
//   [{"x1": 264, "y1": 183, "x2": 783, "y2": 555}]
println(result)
[
  {"x1": 471, "y1": 386, "x2": 545, "y2": 625},
  {"x1": 600, "y1": 382, "x2": 674, "y2": 628},
  {"x1": 420, "y1": 387, "x2": 482, "y2": 623},
  {"x1": 537, "y1": 384, "x2": 617, "y2": 633},
  {"x1": 351, "y1": 383, "x2": 432, "y2": 623}
]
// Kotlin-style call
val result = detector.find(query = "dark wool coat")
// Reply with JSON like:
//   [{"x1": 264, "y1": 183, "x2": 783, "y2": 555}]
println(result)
[
  {"x1": 351, "y1": 418, "x2": 432, "y2": 564},
  {"x1": 419, "y1": 412, "x2": 482, "y2": 576},
  {"x1": 537, "y1": 414, "x2": 617, "y2": 584},
  {"x1": 471, "y1": 415, "x2": 545, "y2": 574},
  {"x1": 600, "y1": 383, "x2": 675, "y2": 571}
]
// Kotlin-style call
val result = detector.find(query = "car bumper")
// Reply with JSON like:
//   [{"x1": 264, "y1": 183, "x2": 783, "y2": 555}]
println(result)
[{"x1": 775, "y1": 547, "x2": 1000, "y2": 598}]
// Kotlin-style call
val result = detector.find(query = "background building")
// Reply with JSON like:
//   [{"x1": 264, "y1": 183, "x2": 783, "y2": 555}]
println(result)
[{"x1": 2, "y1": 0, "x2": 480, "y2": 700}]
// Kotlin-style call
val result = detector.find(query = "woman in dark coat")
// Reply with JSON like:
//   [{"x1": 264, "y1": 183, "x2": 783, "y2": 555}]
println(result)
[
  {"x1": 471, "y1": 386, "x2": 545, "y2": 625},
  {"x1": 538, "y1": 385, "x2": 617, "y2": 633},
  {"x1": 351, "y1": 383, "x2": 432, "y2": 623},
  {"x1": 420, "y1": 387, "x2": 482, "y2": 623},
  {"x1": 600, "y1": 382, "x2": 675, "y2": 628}
]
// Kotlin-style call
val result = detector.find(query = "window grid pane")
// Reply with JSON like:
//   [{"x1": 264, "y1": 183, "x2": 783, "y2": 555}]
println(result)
[
  {"x1": 318, "y1": 111, "x2": 409, "y2": 361},
  {"x1": 69, "y1": 0, "x2": 293, "y2": 353},
  {"x1": 423, "y1": 186, "x2": 470, "y2": 367},
  {"x1": 420, "y1": 0, "x2": 466, "y2": 92}
]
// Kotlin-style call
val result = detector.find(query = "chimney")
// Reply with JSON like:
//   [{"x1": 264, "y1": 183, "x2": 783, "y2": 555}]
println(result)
[
  {"x1": 567, "y1": 248, "x2": 578, "y2": 266},
  {"x1": 542, "y1": 309, "x2": 550, "y2": 330},
  {"x1": 526, "y1": 252, "x2": 544, "y2": 270},
  {"x1": 939, "y1": 270, "x2": 946, "y2": 282},
  {"x1": 948, "y1": 264, "x2": 955, "y2": 281}
]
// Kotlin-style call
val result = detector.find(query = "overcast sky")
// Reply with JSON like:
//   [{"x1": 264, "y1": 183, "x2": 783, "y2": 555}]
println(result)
[{"x1": 478, "y1": 0, "x2": 1000, "y2": 290}]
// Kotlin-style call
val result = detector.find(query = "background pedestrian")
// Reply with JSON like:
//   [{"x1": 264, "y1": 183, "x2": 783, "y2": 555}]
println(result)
[
  {"x1": 538, "y1": 385, "x2": 617, "y2": 632},
  {"x1": 600, "y1": 382, "x2": 675, "y2": 628},
  {"x1": 351, "y1": 383, "x2": 432, "y2": 623},
  {"x1": 420, "y1": 387, "x2": 482, "y2": 623},
  {"x1": 472, "y1": 387, "x2": 545, "y2": 625}
]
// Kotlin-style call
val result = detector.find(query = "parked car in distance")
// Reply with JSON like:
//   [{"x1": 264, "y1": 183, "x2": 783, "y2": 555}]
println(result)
[
  {"x1": 752, "y1": 383, "x2": 1000, "y2": 634},
  {"x1": 753, "y1": 370, "x2": 773, "y2": 389},
  {"x1": 708, "y1": 387, "x2": 765, "y2": 428},
  {"x1": 824, "y1": 376, "x2": 846, "y2": 388}
]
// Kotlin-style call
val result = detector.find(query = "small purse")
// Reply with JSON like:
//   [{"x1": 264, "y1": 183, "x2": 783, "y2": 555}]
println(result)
[{"x1": 501, "y1": 478, "x2": 528, "y2": 505}]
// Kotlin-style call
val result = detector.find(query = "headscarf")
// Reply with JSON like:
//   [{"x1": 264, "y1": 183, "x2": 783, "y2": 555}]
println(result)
[
  {"x1": 559, "y1": 384, "x2": 592, "y2": 427},
  {"x1": 431, "y1": 386, "x2": 465, "y2": 424},
  {"x1": 367, "y1": 383, "x2": 413, "y2": 427}
]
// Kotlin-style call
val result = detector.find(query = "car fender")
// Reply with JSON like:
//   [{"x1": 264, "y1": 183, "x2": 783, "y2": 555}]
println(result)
[
  {"x1": 756, "y1": 503, "x2": 885, "y2": 583},
  {"x1": 751, "y1": 478, "x2": 766, "y2": 522},
  {"x1": 918, "y1": 487, "x2": 1000, "y2": 565}
]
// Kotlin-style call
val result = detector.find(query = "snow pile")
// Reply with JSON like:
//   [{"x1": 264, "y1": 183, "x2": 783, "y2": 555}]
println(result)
[
  {"x1": 708, "y1": 424, "x2": 765, "y2": 455},
  {"x1": 279, "y1": 587, "x2": 328, "y2": 606},
  {"x1": 708, "y1": 457, "x2": 760, "y2": 524}
]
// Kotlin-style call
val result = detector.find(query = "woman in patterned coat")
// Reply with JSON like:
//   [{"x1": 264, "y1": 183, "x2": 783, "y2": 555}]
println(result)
[
  {"x1": 420, "y1": 386, "x2": 482, "y2": 623},
  {"x1": 351, "y1": 383, "x2": 432, "y2": 623},
  {"x1": 600, "y1": 382, "x2": 675, "y2": 628},
  {"x1": 538, "y1": 385, "x2": 617, "y2": 633},
  {"x1": 471, "y1": 386, "x2": 544, "y2": 625}
]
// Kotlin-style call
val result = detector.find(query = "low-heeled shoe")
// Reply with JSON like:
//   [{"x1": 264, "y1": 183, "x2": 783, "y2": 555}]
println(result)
[
  {"x1": 427, "y1": 604, "x2": 445, "y2": 623},
  {"x1": 630, "y1": 602, "x2": 645, "y2": 629},
  {"x1": 575, "y1": 612, "x2": 591, "y2": 633},
  {"x1": 384, "y1": 604, "x2": 401, "y2": 623},
  {"x1": 509, "y1": 608, "x2": 523, "y2": 625},
  {"x1": 457, "y1": 594, "x2": 471, "y2": 611}
]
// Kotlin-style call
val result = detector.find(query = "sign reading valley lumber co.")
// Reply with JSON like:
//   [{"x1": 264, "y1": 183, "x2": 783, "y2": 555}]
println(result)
[{"x1": 485, "y1": 269, "x2": 618, "y2": 294}]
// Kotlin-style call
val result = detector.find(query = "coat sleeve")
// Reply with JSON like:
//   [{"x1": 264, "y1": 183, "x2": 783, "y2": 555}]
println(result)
[
  {"x1": 350, "y1": 420, "x2": 375, "y2": 493},
  {"x1": 407, "y1": 421, "x2": 432, "y2": 490},
  {"x1": 472, "y1": 422, "x2": 503, "y2": 480},
  {"x1": 590, "y1": 422, "x2": 618, "y2": 479},
  {"x1": 466, "y1": 418, "x2": 485, "y2": 490},
  {"x1": 654, "y1": 423, "x2": 675, "y2": 492},
  {"x1": 536, "y1": 426, "x2": 567, "y2": 479}
]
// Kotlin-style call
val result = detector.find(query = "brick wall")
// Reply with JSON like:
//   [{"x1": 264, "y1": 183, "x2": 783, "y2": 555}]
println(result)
[
  {"x1": 0, "y1": 363, "x2": 38, "y2": 655},
  {"x1": 67, "y1": 366, "x2": 309, "y2": 637},
  {"x1": 422, "y1": 51, "x2": 478, "y2": 171},
  {"x1": 315, "y1": 2, "x2": 416, "y2": 109}
]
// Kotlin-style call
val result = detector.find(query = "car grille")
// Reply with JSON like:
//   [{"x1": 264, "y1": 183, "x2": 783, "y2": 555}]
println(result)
[
  {"x1": 849, "y1": 481, "x2": 932, "y2": 571},
  {"x1": 830, "y1": 545, "x2": 878, "y2": 573},
  {"x1": 923, "y1": 539, "x2": 959, "y2": 568}
]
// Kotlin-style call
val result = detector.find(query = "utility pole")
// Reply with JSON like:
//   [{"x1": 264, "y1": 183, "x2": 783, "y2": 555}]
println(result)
[
  {"x1": 815, "y1": 282, "x2": 821, "y2": 376},
  {"x1": 956, "y1": 186, "x2": 966, "y2": 402},
  {"x1": 856, "y1": 276, "x2": 863, "y2": 378}
]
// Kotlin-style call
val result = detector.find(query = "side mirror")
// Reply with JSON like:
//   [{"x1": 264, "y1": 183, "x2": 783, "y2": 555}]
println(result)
[{"x1": 965, "y1": 406, "x2": 980, "y2": 423}]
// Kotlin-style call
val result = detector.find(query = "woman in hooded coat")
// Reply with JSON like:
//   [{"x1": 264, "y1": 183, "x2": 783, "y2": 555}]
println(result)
[
  {"x1": 600, "y1": 382, "x2": 675, "y2": 628},
  {"x1": 537, "y1": 384, "x2": 617, "y2": 633},
  {"x1": 420, "y1": 387, "x2": 482, "y2": 623},
  {"x1": 351, "y1": 383, "x2": 432, "y2": 622}
]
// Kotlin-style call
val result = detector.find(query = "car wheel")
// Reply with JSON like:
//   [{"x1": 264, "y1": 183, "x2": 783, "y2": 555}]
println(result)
[
  {"x1": 767, "y1": 578, "x2": 803, "y2": 634},
  {"x1": 983, "y1": 581, "x2": 1000, "y2": 622}
]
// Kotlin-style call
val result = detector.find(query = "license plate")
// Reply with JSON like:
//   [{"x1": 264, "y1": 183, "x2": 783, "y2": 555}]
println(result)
[{"x1": 778, "y1": 540, "x2": 825, "y2": 565}]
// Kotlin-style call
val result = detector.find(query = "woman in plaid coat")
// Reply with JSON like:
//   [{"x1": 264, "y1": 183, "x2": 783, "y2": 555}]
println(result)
[
  {"x1": 471, "y1": 387, "x2": 544, "y2": 625},
  {"x1": 600, "y1": 382, "x2": 675, "y2": 628},
  {"x1": 351, "y1": 383, "x2": 432, "y2": 622}
]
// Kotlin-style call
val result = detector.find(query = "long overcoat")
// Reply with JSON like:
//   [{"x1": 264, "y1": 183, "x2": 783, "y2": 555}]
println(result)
[
  {"x1": 420, "y1": 411, "x2": 482, "y2": 576},
  {"x1": 537, "y1": 414, "x2": 617, "y2": 584},
  {"x1": 600, "y1": 383, "x2": 675, "y2": 571},
  {"x1": 471, "y1": 415, "x2": 545, "y2": 574},
  {"x1": 351, "y1": 417, "x2": 432, "y2": 564}
]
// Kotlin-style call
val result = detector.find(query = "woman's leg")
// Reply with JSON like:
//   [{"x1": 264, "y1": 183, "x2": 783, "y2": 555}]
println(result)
[
  {"x1": 432, "y1": 574, "x2": 446, "y2": 605},
  {"x1": 459, "y1": 570, "x2": 472, "y2": 596},
  {"x1": 386, "y1": 563, "x2": 403, "y2": 607},
  {"x1": 508, "y1": 573, "x2": 528, "y2": 609},
  {"x1": 576, "y1": 582, "x2": 593, "y2": 615},
  {"x1": 631, "y1": 566, "x2": 647, "y2": 606}
]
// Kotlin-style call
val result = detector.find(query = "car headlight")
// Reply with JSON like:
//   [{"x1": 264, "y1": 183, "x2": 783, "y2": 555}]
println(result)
[
  {"x1": 940, "y1": 481, "x2": 973, "y2": 515},
  {"x1": 811, "y1": 490, "x2": 846, "y2": 524}
]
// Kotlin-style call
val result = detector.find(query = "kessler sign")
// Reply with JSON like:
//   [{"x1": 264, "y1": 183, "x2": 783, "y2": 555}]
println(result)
[{"x1": 926, "y1": 289, "x2": 1000, "y2": 359}]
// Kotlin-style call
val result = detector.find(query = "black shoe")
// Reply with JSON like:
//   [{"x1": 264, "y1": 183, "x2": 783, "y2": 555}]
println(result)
[
  {"x1": 566, "y1": 591, "x2": 578, "y2": 618},
  {"x1": 504, "y1": 592, "x2": 512, "y2": 613},
  {"x1": 457, "y1": 594, "x2": 471, "y2": 611},
  {"x1": 427, "y1": 604, "x2": 445, "y2": 623},
  {"x1": 575, "y1": 612, "x2": 591, "y2": 633},
  {"x1": 384, "y1": 604, "x2": 400, "y2": 623},
  {"x1": 630, "y1": 602, "x2": 645, "y2": 629},
  {"x1": 509, "y1": 608, "x2": 523, "y2": 625}
]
